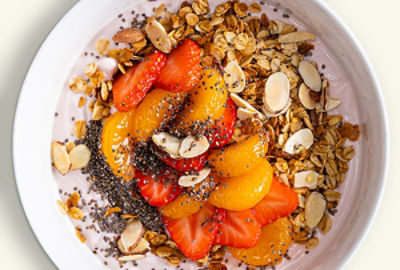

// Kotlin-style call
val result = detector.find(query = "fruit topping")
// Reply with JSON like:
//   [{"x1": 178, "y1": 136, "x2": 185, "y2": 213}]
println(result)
[
  {"x1": 160, "y1": 152, "x2": 208, "y2": 173},
  {"x1": 155, "y1": 39, "x2": 201, "y2": 92},
  {"x1": 216, "y1": 208, "x2": 261, "y2": 248},
  {"x1": 132, "y1": 88, "x2": 185, "y2": 142},
  {"x1": 208, "y1": 133, "x2": 269, "y2": 178},
  {"x1": 113, "y1": 50, "x2": 166, "y2": 111},
  {"x1": 206, "y1": 97, "x2": 236, "y2": 148},
  {"x1": 229, "y1": 218, "x2": 292, "y2": 266},
  {"x1": 163, "y1": 203, "x2": 222, "y2": 260},
  {"x1": 101, "y1": 109, "x2": 136, "y2": 180},
  {"x1": 160, "y1": 193, "x2": 205, "y2": 219},
  {"x1": 209, "y1": 159, "x2": 273, "y2": 211},
  {"x1": 135, "y1": 170, "x2": 183, "y2": 207},
  {"x1": 253, "y1": 178, "x2": 299, "y2": 226}
]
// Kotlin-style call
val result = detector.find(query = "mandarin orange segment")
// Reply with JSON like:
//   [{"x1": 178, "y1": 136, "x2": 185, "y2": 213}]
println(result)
[
  {"x1": 132, "y1": 88, "x2": 184, "y2": 142},
  {"x1": 229, "y1": 218, "x2": 292, "y2": 266},
  {"x1": 101, "y1": 109, "x2": 136, "y2": 180},
  {"x1": 161, "y1": 193, "x2": 204, "y2": 219},
  {"x1": 208, "y1": 159, "x2": 273, "y2": 211},
  {"x1": 208, "y1": 133, "x2": 268, "y2": 178},
  {"x1": 176, "y1": 68, "x2": 228, "y2": 131}
]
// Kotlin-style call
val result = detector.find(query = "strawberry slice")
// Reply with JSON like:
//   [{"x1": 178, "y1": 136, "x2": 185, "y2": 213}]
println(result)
[
  {"x1": 163, "y1": 204, "x2": 223, "y2": 260},
  {"x1": 135, "y1": 170, "x2": 183, "y2": 207},
  {"x1": 253, "y1": 178, "x2": 299, "y2": 226},
  {"x1": 207, "y1": 97, "x2": 236, "y2": 148},
  {"x1": 154, "y1": 39, "x2": 201, "y2": 92},
  {"x1": 160, "y1": 152, "x2": 208, "y2": 173},
  {"x1": 215, "y1": 208, "x2": 261, "y2": 248},
  {"x1": 113, "y1": 50, "x2": 166, "y2": 111}
]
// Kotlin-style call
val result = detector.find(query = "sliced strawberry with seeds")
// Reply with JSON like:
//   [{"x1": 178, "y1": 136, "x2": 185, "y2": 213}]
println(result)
[
  {"x1": 135, "y1": 170, "x2": 183, "y2": 207},
  {"x1": 253, "y1": 178, "x2": 299, "y2": 226},
  {"x1": 113, "y1": 50, "x2": 166, "y2": 111},
  {"x1": 163, "y1": 204, "x2": 223, "y2": 260},
  {"x1": 160, "y1": 152, "x2": 208, "y2": 173},
  {"x1": 215, "y1": 208, "x2": 261, "y2": 248},
  {"x1": 207, "y1": 97, "x2": 236, "y2": 148},
  {"x1": 155, "y1": 39, "x2": 201, "y2": 92}
]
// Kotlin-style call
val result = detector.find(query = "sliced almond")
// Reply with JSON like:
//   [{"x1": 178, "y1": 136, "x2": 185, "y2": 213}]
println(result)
[
  {"x1": 299, "y1": 61, "x2": 321, "y2": 92},
  {"x1": 325, "y1": 96, "x2": 342, "y2": 111},
  {"x1": 178, "y1": 168, "x2": 211, "y2": 187},
  {"x1": 112, "y1": 28, "x2": 145, "y2": 43},
  {"x1": 51, "y1": 141, "x2": 71, "y2": 175},
  {"x1": 179, "y1": 135, "x2": 209, "y2": 158},
  {"x1": 120, "y1": 220, "x2": 144, "y2": 252},
  {"x1": 237, "y1": 108, "x2": 260, "y2": 121},
  {"x1": 298, "y1": 83, "x2": 317, "y2": 110},
  {"x1": 262, "y1": 98, "x2": 292, "y2": 118},
  {"x1": 284, "y1": 128, "x2": 314, "y2": 154},
  {"x1": 278, "y1": 31, "x2": 316, "y2": 43},
  {"x1": 145, "y1": 18, "x2": 172, "y2": 53},
  {"x1": 130, "y1": 238, "x2": 150, "y2": 254},
  {"x1": 264, "y1": 72, "x2": 290, "y2": 112},
  {"x1": 118, "y1": 254, "x2": 146, "y2": 262},
  {"x1": 152, "y1": 132, "x2": 181, "y2": 157},
  {"x1": 223, "y1": 61, "x2": 246, "y2": 93},
  {"x1": 230, "y1": 93, "x2": 266, "y2": 120},
  {"x1": 294, "y1": 171, "x2": 319, "y2": 189},
  {"x1": 69, "y1": 144, "x2": 91, "y2": 170},
  {"x1": 305, "y1": 192, "x2": 326, "y2": 229}
]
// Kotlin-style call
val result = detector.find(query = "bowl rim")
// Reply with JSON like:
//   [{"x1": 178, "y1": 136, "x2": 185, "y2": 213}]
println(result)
[{"x1": 12, "y1": 0, "x2": 390, "y2": 269}]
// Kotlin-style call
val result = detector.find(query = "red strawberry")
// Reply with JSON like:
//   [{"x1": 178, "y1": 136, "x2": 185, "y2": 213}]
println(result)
[
  {"x1": 113, "y1": 50, "x2": 166, "y2": 111},
  {"x1": 215, "y1": 208, "x2": 261, "y2": 248},
  {"x1": 253, "y1": 178, "x2": 299, "y2": 226},
  {"x1": 135, "y1": 170, "x2": 183, "y2": 207},
  {"x1": 160, "y1": 152, "x2": 208, "y2": 173},
  {"x1": 207, "y1": 97, "x2": 237, "y2": 148},
  {"x1": 163, "y1": 204, "x2": 223, "y2": 260},
  {"x1": 155, "y1": 39, "x2": 201, "y2": 92}
]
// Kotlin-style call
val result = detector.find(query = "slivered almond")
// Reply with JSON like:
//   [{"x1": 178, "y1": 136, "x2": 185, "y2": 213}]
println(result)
[
  {"x1": 178, "y1": 168, "x2": 211, "y2": 187},
  {"x1": 224, "y1": 61, "x2": 246, "y2": 93},
  {"x1": 118, "y1": 254, "x2": 146, "y2": 262},
  {"x1": 179, "y1": 135, "x2": 209, "y2": 158},
  {"x1": 120, "y1": 220, "x2": 144, "y2": 252},
  {"x1": 264, "y1": 72, "x2": 290, "y2": 112},
  {"x1": 284, "y1": 128, "x2": 314, "y2": 154},
  {"x1": 51, "y1": 141, "x2": 71, "y2": 175},
  {"x1": 131, "y1": 238, "x2": 150, "y2": 254},
  {"x1": 325, "y1": 96, "x2": 342, "y2": 111},
  {"x1": 305, "y1": 192, "x2": 326, "y2": 229},
  {"x1": 69, "y1": 144, "x2": 91, "y2": 170},
  {"x1": 152, "y1": 132, "x2": 181, "y2": 157},
  {"x1": 299, "y1": 61, "x2": 321, "y2": 92},
  {"x1": 145, "y1": 18, "x2": 172, "y2": 53},
  {"x1": 237, "y1": 108, "x2": 260, "y2": 121},
  {"x1": 278, "y1": 31, "x2": 315, "y2": 43},
  {"x1": 112, "y1": 28, "x2": 145, "y2": 43},
  {"x1": 294, "y1": 171, "x2": 319, "y2": 189},
  {"x1": 262, "y1": 98, "x2": 292, "y2": 118},
  {"x1": 230, "y1": 93, "x2": 266, "y2": 120},
  {"x1": 298, "y1": 83, "x2": 317, "y2": 110}
]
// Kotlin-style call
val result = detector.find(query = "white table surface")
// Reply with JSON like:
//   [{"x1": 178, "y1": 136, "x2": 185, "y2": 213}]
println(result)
[{"x1": 0, "y1": 0, "x2": 399, "y2": 269}]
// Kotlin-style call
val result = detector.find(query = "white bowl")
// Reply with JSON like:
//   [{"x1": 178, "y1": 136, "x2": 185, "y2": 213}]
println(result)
[{"x1": 13, "y1": 0, "x2": 389, "y2": 269}]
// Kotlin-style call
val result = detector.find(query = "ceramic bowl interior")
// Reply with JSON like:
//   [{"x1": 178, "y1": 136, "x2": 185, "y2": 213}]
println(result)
[{"x1": 13, "y1": 0, "x2": 388, "y2": 269}]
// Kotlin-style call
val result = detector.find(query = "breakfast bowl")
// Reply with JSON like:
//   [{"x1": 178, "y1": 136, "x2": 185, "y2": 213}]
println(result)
[{"x1": 13, "y1": 0, "x2": 389, "y2": 269}]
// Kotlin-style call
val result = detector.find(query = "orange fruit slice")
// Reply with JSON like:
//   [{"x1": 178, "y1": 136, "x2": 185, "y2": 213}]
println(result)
[
  {"x1": 208, "y1": 159, "x2": 273, "y2": 211},
  {"x1": 229, "y1": 217, "x2": 292, "y2": 266},
  {"x1": 161, "y1": 193, "x2": 204, "y2": 219},
  {"x1": 101, "y1": 109, "x2": 136, "y2": 180},
  {"x1": 176, "y1": 68, "x2": 228, "y2": 132},
  {"x1": 208, "y1": 134, "x2": 268, "y2": 178},
  {"x1": 132, "y1": 88, "x2": 184, "y2": 142}
]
